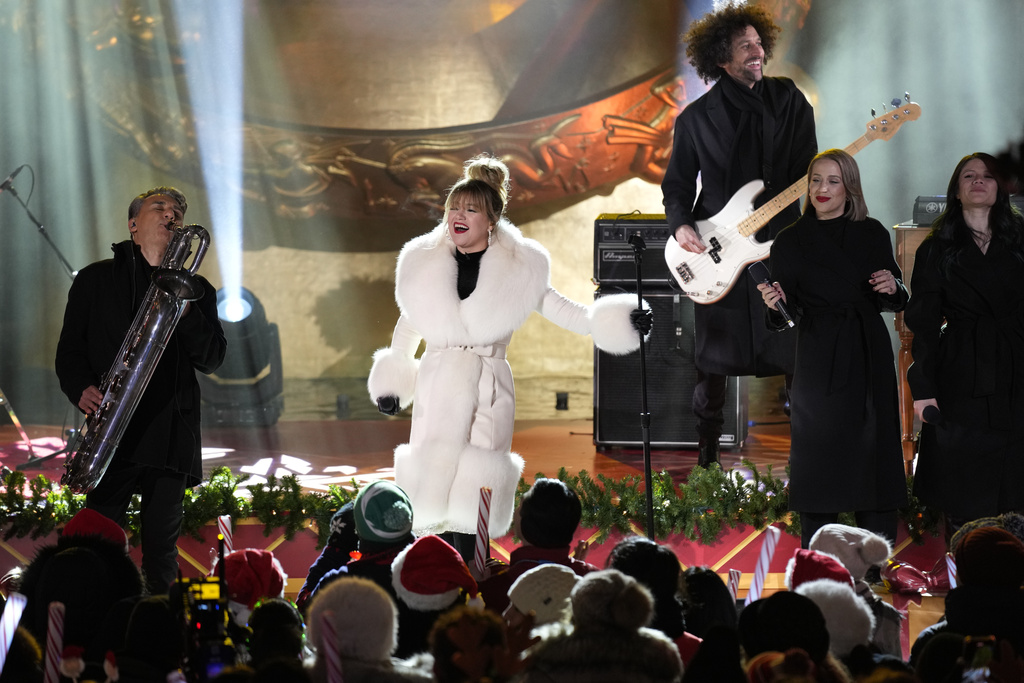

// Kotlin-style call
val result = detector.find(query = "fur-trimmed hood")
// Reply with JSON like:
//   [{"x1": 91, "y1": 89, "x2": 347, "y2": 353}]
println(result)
[{"x1": 395, "y1": 219, "x2": 550, "y2": 346}]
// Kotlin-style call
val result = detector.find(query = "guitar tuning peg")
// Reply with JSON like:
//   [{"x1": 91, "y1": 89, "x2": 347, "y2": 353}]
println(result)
[
  {"x1": 881, "y1": 102, "x2": 889, "y2": 112},
  {"x1": 891, "y1": 97, "x2": 902, "y2": 108},
  {"x1": 871, "y1": 108, "x2": 876, "y2": 117},
  {"x1": 904, "y1": 91, "x2": 910, "y2": 102}
]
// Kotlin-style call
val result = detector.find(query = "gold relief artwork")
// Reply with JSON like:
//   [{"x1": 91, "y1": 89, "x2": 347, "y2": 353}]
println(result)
[
  {"x1": 36, "y1": 1, "x2": 693, "y2": 221},
  {"x1": 93, "y1": 64, "x2": 685, "y2": 221}
]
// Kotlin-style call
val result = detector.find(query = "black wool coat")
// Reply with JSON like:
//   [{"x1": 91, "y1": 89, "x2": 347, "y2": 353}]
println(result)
[
  {"x1": 769, "y1": 214, "x2": 908, "y2": 513},
  {"x1": 661, "y1": 76, "x2": 817, "y2": 376},
  {"x1": 905, "y1": 235, "x2": 1024, "y2": 519},
  {"x1": 55, "y1": 240, "x2": 226, "y2": 486}
]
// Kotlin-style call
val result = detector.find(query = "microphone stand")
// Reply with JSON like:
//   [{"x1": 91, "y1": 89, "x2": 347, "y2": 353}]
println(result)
[
  {"x1": 3, "y1": 182, "x2": 77, "y2": 281},
  {"x1": 0, "y1": 385, "x2": 38, "y2": 460},
  {"x1": 1, "y1": 171, "x2": 77, "y2": 470},
  {"x1": 627, "y1": 233, "x2": 656, "y2": 540}
]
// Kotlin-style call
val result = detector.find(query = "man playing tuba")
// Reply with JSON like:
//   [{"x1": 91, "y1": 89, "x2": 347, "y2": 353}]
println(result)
[{"x1": 55, "y1": 187, "x2": 226, "y2": 594}]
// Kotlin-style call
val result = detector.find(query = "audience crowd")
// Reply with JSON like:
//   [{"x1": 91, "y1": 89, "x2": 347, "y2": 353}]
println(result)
[{"x1": 1, "y1": 480, "x2": 1022, "y2": 682}]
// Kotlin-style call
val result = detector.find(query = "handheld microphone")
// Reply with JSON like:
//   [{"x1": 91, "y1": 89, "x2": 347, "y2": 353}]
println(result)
[
  {"x1": 747, "y1": 261, "x2": 794, "y2": 328},
  {"x1": 922, "y1": 405, "x2": 944, "y2": 427},
  {"x1": 0, "y1": 165, "x2": 26, "y2": 194}
]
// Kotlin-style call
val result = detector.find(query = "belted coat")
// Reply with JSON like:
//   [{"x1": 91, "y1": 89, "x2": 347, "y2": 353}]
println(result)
[
  {"x1": 768, "y1": 214, "x2": 908, "y2": 513},
  {"x1": 368, "y1": 220, "x2": 641, "y2": 536}
]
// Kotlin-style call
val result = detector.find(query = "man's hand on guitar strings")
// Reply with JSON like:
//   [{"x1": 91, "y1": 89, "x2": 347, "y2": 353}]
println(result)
[{"x1": 673, "y1": 224, "x2": 706, "y2": 253}]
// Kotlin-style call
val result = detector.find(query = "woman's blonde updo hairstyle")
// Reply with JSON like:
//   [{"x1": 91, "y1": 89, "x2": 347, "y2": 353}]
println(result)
[{"x1": 444, "y1": 154, "x2": 511, "y2": 227}]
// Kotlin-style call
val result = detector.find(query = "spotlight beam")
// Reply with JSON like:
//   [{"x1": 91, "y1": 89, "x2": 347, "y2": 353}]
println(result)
[{"x1": 172, "y1": 0, "x2": 245, "y2": 305}]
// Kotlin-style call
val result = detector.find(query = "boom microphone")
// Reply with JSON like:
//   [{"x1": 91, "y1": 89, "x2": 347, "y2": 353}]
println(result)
[
  {"x1": 0, "y1": 165, "x2": 26, "y2": 194},
  {"x1": 747, "y1": 261, "x2": 794, "y2": 328}
]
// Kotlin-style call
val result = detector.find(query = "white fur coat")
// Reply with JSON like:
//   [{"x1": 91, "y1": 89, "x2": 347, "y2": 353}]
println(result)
[{"x1": 368, "y1": 220, "x2": 642, "y2": 536}]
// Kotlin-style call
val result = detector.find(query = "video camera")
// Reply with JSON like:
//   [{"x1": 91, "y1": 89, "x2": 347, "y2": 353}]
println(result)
[
  {"x1": 177, "y1": 575, "x2": 236, "y2": 682},
  {"x1": 175, "y1": 534, "x2": 240, "y2": 682}
]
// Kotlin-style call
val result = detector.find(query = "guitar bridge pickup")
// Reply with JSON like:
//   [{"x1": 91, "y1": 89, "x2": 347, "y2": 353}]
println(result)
[{"x1": 675, "y1": 262, "x2": 694, "y2": 284}]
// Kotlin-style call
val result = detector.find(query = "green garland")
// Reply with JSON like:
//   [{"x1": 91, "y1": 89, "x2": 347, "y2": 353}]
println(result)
[{"x1": 0, "y1": 462, "x2": 941, "y2": 549}]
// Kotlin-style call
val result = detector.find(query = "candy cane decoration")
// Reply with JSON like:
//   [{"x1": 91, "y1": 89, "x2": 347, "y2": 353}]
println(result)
[
  {"x1": 320, "y1": 610, "x2": 343, "y2": 683},
  {"x1": 0, "y1": 592, "x2": 27, "y2": 673},
  {"x1": 744, "y1": 525, "x2": 780, "y2": 606},
  {"x1": 474, "y1": 487, "x2": 492, "y2": 576},
  {"x1": 945, "y1": 552, "x2": 958, "y2": 590},
  {"x1": 43, "y1": 602, "x2": 65, "y2": 683},
  {"x1": 727, "y1": 569, "x2": 742, "y2": 602},
  {"x1": 217, "y1": 515, "x2": 233, "y2": 556}
]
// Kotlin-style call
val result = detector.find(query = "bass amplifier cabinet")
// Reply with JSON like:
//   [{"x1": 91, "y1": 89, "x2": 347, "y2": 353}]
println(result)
[
  {"x1": 593, "y1": 289, "x2": 748, "y2": 449},
  {"x1": 593, "y1": 213, "x2": 674, "y2": 285}
]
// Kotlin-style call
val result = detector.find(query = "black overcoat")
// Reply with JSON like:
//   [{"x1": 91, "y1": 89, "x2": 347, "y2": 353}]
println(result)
[
  {"x1": 55, "y1": 240, "x2": 226, "y2": 486},
  {"x1": 769, "y1": 214, "x2": 908, "y2": 513},
  {"x1": 661, "y1": 76, "x2": 816, "y2": 375},
  {"x1": 904, "y1": 235, "x2": 1024, "y2": 519}
]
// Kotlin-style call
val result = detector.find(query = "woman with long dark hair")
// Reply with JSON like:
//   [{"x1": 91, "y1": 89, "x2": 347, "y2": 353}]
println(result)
[{"x1": 905, "y1": 152, "x2": 1024, "y2": 538}]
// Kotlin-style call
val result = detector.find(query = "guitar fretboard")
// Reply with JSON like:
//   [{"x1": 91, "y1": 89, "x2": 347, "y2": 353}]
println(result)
[{"x1": 736, "y1": 132, "x2": 874, "y2": 238}]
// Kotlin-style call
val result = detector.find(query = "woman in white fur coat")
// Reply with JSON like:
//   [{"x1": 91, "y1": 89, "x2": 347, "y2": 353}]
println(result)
[{"x1": 368, "y1": 155, "x2": 648, "y2": 552}]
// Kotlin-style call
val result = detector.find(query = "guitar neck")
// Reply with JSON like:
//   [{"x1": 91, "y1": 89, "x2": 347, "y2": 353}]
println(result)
[{"x1": 737, "y1": 133, "x2": 875, "y2": 238}]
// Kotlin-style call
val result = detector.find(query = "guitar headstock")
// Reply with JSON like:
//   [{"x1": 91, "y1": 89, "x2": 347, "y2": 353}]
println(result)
[{"x1": 864, "y1": 95, "x2": 921, "y2": 142}]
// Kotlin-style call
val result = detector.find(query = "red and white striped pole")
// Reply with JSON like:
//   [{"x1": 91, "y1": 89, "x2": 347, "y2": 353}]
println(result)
[
  {"x1": 744, "y1": 525, "x2": 780, "y2": 605},
  {"x1": 43, "y1": 602, "x2": 64, "y2": 683},
  {"x1": 321, "y1": 610, "x2": 343, "y2": 683},
  {"x1": 0, "y1": 592, "x2": 27, "y2": 674},
  {"x1": 474, "y1": 487, "x2": 492, "y2": 577}
]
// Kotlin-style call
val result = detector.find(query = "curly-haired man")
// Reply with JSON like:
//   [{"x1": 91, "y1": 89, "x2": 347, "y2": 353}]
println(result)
[{"x1": 661, "y1": 3, "x2": 816, "y2": 467}]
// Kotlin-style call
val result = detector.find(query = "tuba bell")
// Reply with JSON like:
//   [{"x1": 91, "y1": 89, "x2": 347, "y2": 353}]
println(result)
[{"x1": 61, "y1": 224, "x2": 211, "y2": 493}]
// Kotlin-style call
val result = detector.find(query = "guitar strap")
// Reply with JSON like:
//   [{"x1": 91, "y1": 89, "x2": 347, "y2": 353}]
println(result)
[
  {"x1": 754, "y1": 77, "x2": 780, "y2": 193},
  {"x1": 760, "y1": 97, "x2": 776, "y2": 192}
]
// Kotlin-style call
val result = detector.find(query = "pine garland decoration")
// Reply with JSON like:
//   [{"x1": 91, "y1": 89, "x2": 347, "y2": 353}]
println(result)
[{"x1": 1, "y1": 462, "x2": 939, "y2": 548}]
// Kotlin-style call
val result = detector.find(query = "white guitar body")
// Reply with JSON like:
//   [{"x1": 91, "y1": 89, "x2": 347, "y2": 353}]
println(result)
[{"x1": 663, "y1": 179, "x2": 775, "y2": 304}]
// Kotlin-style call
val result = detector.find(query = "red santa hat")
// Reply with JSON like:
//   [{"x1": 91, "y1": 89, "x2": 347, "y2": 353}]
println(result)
[
  {"x1": 785, "y1": 549, "x2": 855, "y2": 591},
  {"x1": 61, "y1": 508, "x2": 129, "y2": 552},
  {"x1": 221, "y1": 549, "x2": 287, "y2": 610},
  {"x1": 391, "y1": 535, "x2": 479, "y2": 611}
]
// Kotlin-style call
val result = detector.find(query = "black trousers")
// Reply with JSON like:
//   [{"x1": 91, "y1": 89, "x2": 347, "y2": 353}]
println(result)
[
  {"x1": 86, "y1": 459, "x2": 188, "y2": 594},
  {"x1": 692, "y1": 370, "x2": 728, "y2": 441},
  {"x1": 694, "y1": 370, "x2": 792, "y2": 441}
]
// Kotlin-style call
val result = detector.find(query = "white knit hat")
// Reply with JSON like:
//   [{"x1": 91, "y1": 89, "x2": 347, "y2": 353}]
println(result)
[
  {"x1": 507, "y1": 564, "x2": 579, "y2": 625},
  {"x1": 307, "y1": 576, "x2": 398, "y2": 661},
  {"x1": 809, "y1": 524, "x2": 892, "y2": 582},
  {"x1": 794, "y1": 579, "x2": 876, "y2": 658}
]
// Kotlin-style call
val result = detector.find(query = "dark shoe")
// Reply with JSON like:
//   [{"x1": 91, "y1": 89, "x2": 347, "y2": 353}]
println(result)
[{"x1": 697, "y1": 439, "x2": 721, "y2": 468}]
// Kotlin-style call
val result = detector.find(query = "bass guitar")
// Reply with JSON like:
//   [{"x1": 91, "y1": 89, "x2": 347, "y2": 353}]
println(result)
[{"x1": 664, "y1": 96, "x2": 921, "y2": 303}]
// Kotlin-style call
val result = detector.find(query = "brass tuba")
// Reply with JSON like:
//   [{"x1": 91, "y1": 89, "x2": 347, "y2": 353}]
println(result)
[{"x1": 62, "y1": 224, "x2": 211, "y2": 493}]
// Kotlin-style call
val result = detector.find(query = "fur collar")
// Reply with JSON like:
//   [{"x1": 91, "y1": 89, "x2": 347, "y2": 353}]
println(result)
[{"x1": 395, "y1": 219, "x2": 551, "y2": 346}]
